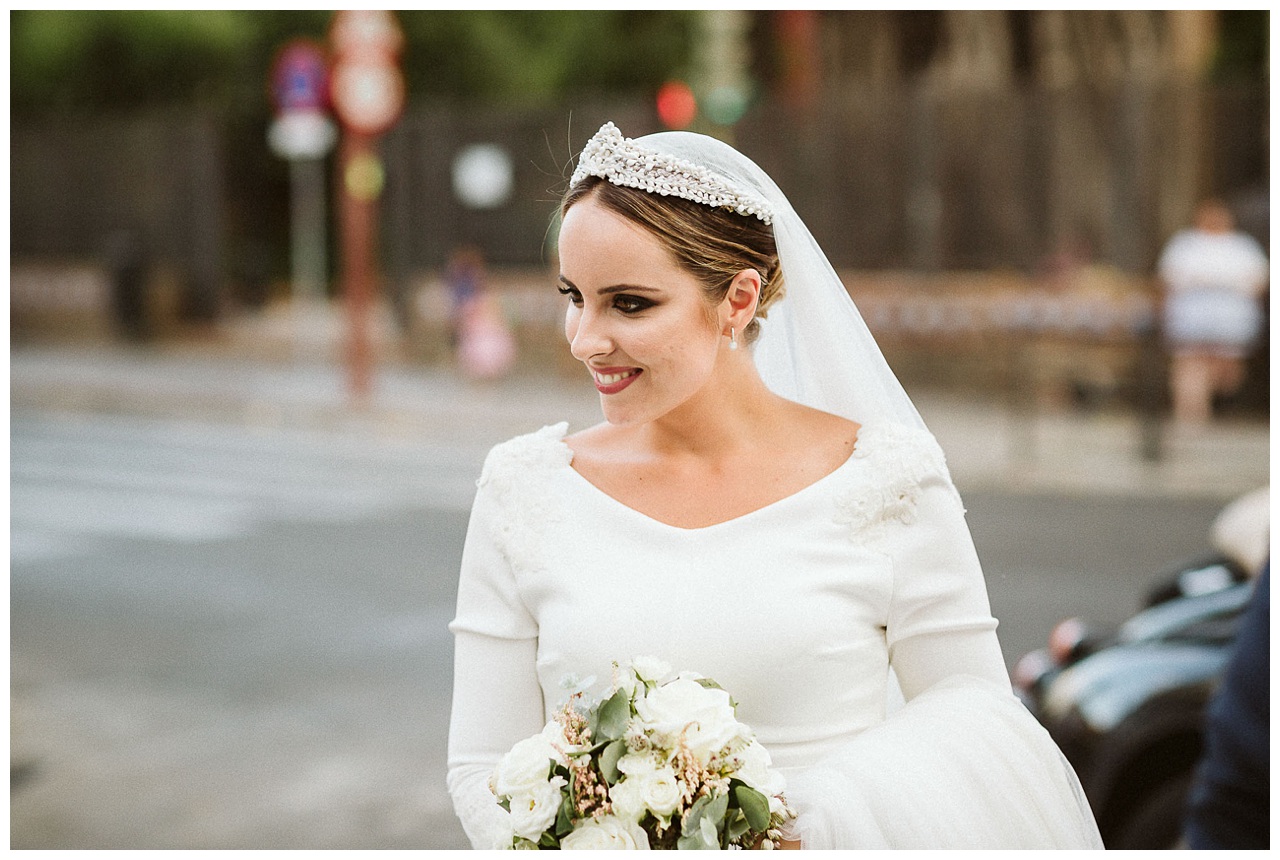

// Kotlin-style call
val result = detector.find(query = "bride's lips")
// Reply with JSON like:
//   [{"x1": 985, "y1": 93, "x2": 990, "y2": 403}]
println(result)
[{"x1": 589, "y1": 366, "x2": 642, "y2": 395}]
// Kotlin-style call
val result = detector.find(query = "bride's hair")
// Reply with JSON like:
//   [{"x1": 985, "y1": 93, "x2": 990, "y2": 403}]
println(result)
[{"x1": 562, "y1": 176, "x2": 785, "y2": 344}]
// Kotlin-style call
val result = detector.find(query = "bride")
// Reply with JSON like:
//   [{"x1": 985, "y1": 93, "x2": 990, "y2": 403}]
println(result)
[{"x1": 446, "y1": 121, "x2": 1103, "y2": 849}]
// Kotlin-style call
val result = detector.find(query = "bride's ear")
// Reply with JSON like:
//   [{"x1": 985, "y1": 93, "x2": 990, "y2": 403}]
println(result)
[{"x1": 722, "y1": 269, "x2": 761, "y2": 331}]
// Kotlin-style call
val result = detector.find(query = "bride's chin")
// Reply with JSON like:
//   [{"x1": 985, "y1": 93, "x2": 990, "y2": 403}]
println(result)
[{"x1": 598, "y1": 398, "x2": 657, "y2": 427}]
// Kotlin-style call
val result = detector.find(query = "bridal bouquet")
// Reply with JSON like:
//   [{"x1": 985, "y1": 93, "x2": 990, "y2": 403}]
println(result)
[{"x1": 490, "y1": 657, "x2": 794, "y2": 850}]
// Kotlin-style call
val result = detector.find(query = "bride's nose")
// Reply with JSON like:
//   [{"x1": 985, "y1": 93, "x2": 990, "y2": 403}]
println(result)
[{"x1": 568, "y1": 308, "x2": 612, "y2": 361}]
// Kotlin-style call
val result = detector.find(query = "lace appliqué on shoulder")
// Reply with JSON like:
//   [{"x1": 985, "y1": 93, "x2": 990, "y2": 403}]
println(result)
[
  {"x1": 477, "y1": 422, "x2": 573, "y2": 576},
  {"x1": 834, "y1": 423, "x2": 955, "y2": 541},
  {"x1": 477, "y1": 422, "x2": 572, "y2": 492}
]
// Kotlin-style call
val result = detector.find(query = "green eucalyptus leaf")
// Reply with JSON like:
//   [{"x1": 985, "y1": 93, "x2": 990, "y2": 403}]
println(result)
[
  {"x1": 733, "y1": 784, "x2": 770, "y2": 833},
  {"x1": 681, "y1": 794, "x2": 713, "y2": 837},
  {"x1": 596, "y1": 688, "x2": 631, "y2": 741},
  {"x1": 677, "y1": 818, "x2": 719, "y2": 852},
  {"x1": 702, "y1": 815, "x2": 721, "y2": 849},
  {"x1": 726, "y1": 809, "x2": 750, "y2": 841},
  {"x1": 705, "y1": 791, "x2": 729, "y2": 825},
  {"x1": 555, "y1": 792, "x2": 574, "y2": 837},
  {"x1": 538, "y1": 830, "x2": 559, "y2": 849},
  {"x1": 599, "y1": 738, "x2": 627, "y2": 785}
]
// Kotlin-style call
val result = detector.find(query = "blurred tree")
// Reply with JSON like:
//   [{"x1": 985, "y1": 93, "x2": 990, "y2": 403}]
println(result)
[
  {"x1": 1211, "y1": 10, "x2": 1270, "y2": 81},
  {"x1": 10, "y1": 10, "x2": 694, "y2": 117},
  {"x1": 400, "y1": 10, "x2": 693, "y2": 103}
]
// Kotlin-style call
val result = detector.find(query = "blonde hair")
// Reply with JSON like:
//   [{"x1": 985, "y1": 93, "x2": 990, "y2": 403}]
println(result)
[{"x1": 562, "y1": 176, "x2": 784, "y2": 343}]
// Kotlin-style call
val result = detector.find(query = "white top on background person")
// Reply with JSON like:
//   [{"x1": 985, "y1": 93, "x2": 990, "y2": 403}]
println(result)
[
  {"x1": 1158, "y1": 199, "x2": 1269, "y2": 354},
  {"x1": 446, "y1": 121, "x2": 1103, "y2": 849}
]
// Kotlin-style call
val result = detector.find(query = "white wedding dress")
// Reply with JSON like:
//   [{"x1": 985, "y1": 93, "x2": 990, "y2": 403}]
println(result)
[{"x1": 446, "y1": 420, "x2": 1103, "y2": 849}]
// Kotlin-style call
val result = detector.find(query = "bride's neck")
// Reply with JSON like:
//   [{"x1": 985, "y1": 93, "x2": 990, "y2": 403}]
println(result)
[{"x1": 642, "y1": 358, "x2": 780, "y2": 459}]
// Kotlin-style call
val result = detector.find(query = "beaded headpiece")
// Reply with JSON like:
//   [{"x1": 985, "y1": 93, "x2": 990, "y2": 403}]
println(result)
[{"x1": 570, "y1": 122, "x2": 775, "y2": 225}]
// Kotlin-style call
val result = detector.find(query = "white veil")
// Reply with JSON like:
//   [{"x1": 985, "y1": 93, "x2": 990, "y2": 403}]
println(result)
[{"x1": 629, "y1": 129, "x2": 927, "y2": 432}]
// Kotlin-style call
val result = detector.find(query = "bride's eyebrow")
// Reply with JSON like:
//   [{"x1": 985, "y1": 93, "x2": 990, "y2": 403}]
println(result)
[{"x1": 558, "y1": 275, "x2": 660, "y2": 296}]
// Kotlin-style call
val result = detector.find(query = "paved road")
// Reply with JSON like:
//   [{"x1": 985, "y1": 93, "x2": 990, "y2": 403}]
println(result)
[
  {"x1": 10, "y1": 408, "x2": 1227, "y2": 849},
  {"x1": 11, "y1": 410, "x2": 480, "y2": 849}
]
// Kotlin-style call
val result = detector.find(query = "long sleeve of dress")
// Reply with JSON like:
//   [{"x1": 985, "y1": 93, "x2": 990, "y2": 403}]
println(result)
[
  {"x1": 786, "y1": 432, "x2": 1103, "y2": 849},
  {"x1": 880, "y1": 465, "x2": 1009, "y2": 699},
  {"x1": 446, "y1": 457, "x2": 546, "y2": 850}
]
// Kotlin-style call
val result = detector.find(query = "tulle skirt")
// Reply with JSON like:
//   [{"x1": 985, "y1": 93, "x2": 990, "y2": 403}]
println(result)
[{"x1": 782, "y1": 676, "x2": 1103, "y2": 849}]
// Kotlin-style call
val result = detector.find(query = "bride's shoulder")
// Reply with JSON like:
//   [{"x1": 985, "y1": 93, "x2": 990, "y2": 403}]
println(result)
[
  {"x1": 852, "y1": 422, "x2": 946, "y2": 463},
  {"x1": 835, "y1": 422, "x2": 959, "y2": 537},
  {"x1": 479, "y1": 422, "x2": 573, "y2": 488}
]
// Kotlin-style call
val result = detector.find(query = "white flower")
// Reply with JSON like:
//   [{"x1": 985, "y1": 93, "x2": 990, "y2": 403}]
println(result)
[
  {"x1": 610, "y1": 754, "x2": 683, "y2": 821},
  {"x1": 560, "y1": 813, "x2": 651, "y2": 850},
  {"x1": 634, "y1": 677, "x2": 743, "y2": 762},
  {"x1": 617, "y1": 751, "x2": 660, "y2": 777},
  {"x1": 612, "y1": 667, "x2": 639, "y2": 699},
  {"x1": 637, "y1": 765, "x2": 683, "y2": 818},
  {"x1": 494, "y1": 732, "x2": 561, "y2": 797},
  {"x1": 731, "y1": 739, "x2": 786, "y2": 798},
  {"x1": 508, "y1": 775, "x2": 567, "y2": 842},
  {"x1": 541, "y1": 718, "x2": 582, "y2": 753},
  {"x1": 630, "y1": 656, "x2": 672, "y2": 684},
  {"x1": 608, "y1": 777, "x2": 647, "y2": 823}
]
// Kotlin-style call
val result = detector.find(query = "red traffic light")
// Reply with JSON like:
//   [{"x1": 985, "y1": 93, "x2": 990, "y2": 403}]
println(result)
[{"x1": 656, "y1": 80, "x2": 697, "y2": 130}]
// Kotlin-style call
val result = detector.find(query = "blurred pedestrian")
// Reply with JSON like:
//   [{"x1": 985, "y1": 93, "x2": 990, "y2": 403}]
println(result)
[
  {"x1": 445, "y1": 246, "x2": 484, "y2": 349},
  {"x1": 446, "y1": 247, "x2": 516, "y2": 380},
  {"x1": 1157, "y1": 200, "x2": 1269, "y2": 424},
  {"x1": 1183, "y1": 562, "x2": 1269, "y2": 849}
]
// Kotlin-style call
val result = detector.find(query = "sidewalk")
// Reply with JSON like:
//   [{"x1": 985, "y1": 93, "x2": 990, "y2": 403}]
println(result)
[{"x1": 10, "y1": 337, "x2": 1269, "y2": 503}]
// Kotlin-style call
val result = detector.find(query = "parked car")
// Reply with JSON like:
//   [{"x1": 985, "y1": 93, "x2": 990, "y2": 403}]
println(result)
[{"x1": 1013, "y1": 488, "x2": 1267, "y2": 849}]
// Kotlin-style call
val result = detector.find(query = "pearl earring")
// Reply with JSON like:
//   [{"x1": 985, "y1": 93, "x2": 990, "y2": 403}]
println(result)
[{"x1": 729, "y1": 327, "x2": 738, "y2": 351}]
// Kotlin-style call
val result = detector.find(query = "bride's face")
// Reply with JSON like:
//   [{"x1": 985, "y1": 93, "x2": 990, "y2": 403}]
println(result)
[{"x1": 557, "y1": 196, "x2": 725, "y2": 426}]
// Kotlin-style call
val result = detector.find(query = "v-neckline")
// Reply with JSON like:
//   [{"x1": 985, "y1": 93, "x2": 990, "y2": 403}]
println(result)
[{"x1": 554, "y1": 432, "x2": 866, "y2": 533}]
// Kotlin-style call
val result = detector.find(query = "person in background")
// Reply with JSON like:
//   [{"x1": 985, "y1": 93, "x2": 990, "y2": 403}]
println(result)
[
  {"x1": 446, "y1": 246, "x2": 517, "y2": 381},
  {"x1": 444, "y1": 246, "x2": 483, "y2": 350},
  {"x1": 1156, "y1": 199, "x2": 1268, "y2": 425}
]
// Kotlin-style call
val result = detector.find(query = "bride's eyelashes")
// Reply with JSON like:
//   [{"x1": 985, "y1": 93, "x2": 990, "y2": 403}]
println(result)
[
  {"x1": 557, "y1": 284, "x2": 583, "y2": 306},
  {"x1": 556, "y1": 284, "x2": 655, "y2": 315},
  {"x1": 612, "y1": 294, "x2": 655, "y2": 314}
]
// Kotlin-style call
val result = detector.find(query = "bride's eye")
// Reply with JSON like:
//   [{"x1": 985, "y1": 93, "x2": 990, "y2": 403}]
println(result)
[
  {"x1": 557, "y1": 284, "x2": 582, "y2": 306},
  {"x1": 614, "y1": 294, "x2": 653, "y2": 314}
]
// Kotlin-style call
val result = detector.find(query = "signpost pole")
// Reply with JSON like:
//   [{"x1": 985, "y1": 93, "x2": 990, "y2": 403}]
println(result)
[
  {"x1": 339, "y1": 132, "x2": 378, "y2": 404},
  {"x1": 328, "y1": 10, "x2": 405, "y2": 408},
  {"x1": 267, "y1": 38, "x2": 336, "y2": 360}
]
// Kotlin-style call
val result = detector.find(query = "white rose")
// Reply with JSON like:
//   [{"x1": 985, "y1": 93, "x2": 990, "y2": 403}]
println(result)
[
  {"x1": 637, "y1": 765, "x2": 683, "y2": 818},
  {"x1": 616, "y1": 751, "x2": 659, "y2": 778},
  {"x1": 730, "y1": 739, "x2": 786, "y2": 797},
  {"x1": 610, "y1": 756, "x2": 683, "y2": 821},
  {"x1": 630, "y1": 656, "x2": 672, "y2": 684},
  {"x1": 560, "y1": 813, "x2": 651, "y2": 850},
  {"x1": 494, "y1": 732, "x2": 561, "y2": 797},
  {"x1": 634, "y1": 677, "x2": 742, "y2": 762},
  {"x1": 608, "y1": 776, "x2": 647, "y2": 823},
  {"x1": 508, "y1": 775, "x2": 567, "y2": 842}
]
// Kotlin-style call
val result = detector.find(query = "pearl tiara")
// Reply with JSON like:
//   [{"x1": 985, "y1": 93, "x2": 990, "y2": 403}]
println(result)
[{"x1": 570, "y1": 122, "x2": 774, "y2": 225}]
